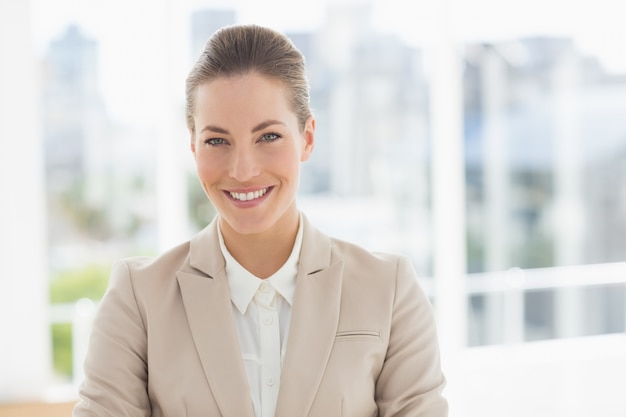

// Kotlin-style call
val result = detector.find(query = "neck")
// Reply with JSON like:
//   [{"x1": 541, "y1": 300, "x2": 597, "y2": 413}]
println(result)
[{"x1": 220, "y1": 210, "x2": 300, "y2": 279}]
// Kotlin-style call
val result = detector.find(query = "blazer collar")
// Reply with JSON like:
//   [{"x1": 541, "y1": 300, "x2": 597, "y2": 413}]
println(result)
[
  {"x1": 275, "y1": 214, "x2": 343, "y2": 417},
  {"x1": 187, "y1": 213, "x2": 333, "y2": 278},
  {"x1": 188, "y1": 216, "x2": 224, "y2": 278},
  {"x1": 297, "y1": 212, "x2": 334, "y2": 275},
  {"x1": 178, "y1": 216, "x2": 255, "y2": 417}
]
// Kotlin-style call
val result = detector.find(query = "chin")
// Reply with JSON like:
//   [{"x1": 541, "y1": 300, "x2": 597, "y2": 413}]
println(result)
[{"x1": 221, "y1": 213, "x2": 275, "y2": 236}]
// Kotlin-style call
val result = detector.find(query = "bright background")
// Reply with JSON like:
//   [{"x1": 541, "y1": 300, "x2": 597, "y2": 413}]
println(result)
[{"x1": 1, "y1": 0, "x2": 625, "y2": 416}]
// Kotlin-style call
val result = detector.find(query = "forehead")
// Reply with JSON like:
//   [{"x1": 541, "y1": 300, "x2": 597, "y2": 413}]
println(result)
[
  {"x1": 192, "y1": 73, "x2": 297, "y2": 132},
  {"x1": 196, "y1": 73, "x2": 289, "y2": 108}
]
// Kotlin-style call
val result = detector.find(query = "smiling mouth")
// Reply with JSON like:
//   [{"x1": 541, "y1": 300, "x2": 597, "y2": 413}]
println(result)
[{"x1": 228, "y1": 187, "x2": 271, "y2": 202}]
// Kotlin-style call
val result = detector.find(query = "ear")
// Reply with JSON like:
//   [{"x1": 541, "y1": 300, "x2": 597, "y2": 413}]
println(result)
[
  {"x1": 189, "y1": 129, "x2": 197, "y2": 159},
  {"x1": 300, "y1": 116, "x2": 315, "y2": 162}
]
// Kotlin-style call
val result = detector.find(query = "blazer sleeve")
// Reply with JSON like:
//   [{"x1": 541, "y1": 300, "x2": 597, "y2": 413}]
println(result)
[
  {"x1": 375, "y1": 256, "x2": 448, "y2": 417},
  {"x1": 73, "y1": 260, "x2": 151, "y2": 417}
]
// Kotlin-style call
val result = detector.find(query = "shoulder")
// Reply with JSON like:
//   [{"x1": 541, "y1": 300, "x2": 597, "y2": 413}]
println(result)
[
  {"x1": 105, "y1": 240, "x2": 192, "y2": 296},
  {"x1": 301, "y1": 213, "x2": 413, "y2": 281},
  {"x1": 325, "y1": 235, "x2": 420, "y2": 302},
  {"x1": 116, "y1": 240, "x2": 192, "y2": 278},
  {"x1": 110, "y1": 218, "x2": 221, "y2": 287},
  {"x1": 328, "y1": 235, "x2": 407, "y2": 271}
]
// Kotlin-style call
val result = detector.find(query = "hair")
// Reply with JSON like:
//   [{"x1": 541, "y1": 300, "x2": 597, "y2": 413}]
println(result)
[{"x1": 185, "y1": 24, "x2": 312, "y2": 134}]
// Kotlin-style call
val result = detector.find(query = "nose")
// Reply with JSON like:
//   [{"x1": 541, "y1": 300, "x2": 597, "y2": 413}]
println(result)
[{"x1": 229, "y1": 145, "x2": 260, "y2": 182}]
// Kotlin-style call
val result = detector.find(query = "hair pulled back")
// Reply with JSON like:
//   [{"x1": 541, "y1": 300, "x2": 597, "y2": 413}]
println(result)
[{"x1": 185, "y1": 24, "x2": 312, "y2": 134}]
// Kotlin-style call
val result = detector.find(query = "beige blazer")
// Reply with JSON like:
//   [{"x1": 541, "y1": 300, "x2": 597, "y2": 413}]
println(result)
[{"x1": 73, "y1": 215, "x2": 448, "y2": 417}]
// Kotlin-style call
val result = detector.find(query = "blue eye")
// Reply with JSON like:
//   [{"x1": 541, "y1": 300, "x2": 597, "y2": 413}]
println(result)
[
  {"x1": 260, "y1": 132, "x2": 280, "y2": 142},
  {"x1": 205, "y1": 138, "x2": 226, "y2": 146}
]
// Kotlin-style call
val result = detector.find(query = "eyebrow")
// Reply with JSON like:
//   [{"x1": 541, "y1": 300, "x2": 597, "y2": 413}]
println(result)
[
  {"x1": 200, "y1": 125, "x2": 229, "y2": 134},
  {"x1": 199, "y1": 119, "x2": 285, "y2": 135},
  {"x1": 251, "y1": 119, "x2": 285, "y2": 133}
]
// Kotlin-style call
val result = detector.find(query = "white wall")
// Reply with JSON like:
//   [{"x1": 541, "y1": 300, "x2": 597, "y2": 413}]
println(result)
[{"x1": 0, "y1": 0, "x2": 52, "y2": 401}]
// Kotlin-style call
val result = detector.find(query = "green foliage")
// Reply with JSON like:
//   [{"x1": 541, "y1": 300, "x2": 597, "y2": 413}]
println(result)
[
  {"x1": 52, "y1": 323, "x2": 73, "y2": 378},
  {"x1": 55, "y1": 180, "x2": 115, "y2": 241},
  {"x1": 50, "y1": 264, "x2": 110, "y2": 303},
  {"x1": 50, "y1": 263, "x2": 111, "y2": 378}
]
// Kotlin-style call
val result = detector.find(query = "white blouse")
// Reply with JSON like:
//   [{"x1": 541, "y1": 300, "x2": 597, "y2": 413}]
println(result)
[{"x1": 217, "y1": 216, "x2": 303, "y2": 417}]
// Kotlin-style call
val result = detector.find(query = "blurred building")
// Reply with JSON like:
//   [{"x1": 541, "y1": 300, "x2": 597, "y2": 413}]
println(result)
[
  {"x1": 463, "y1": 36, "x2": 626, "y2": 344},
  {"x1": 464, "y1": 36, "x2": 626, "y2": 272},
  {"x1": 42, "y1": 24, "x2": 104, "y2": 196},
  {"x1": 312, "y1": 3, "x2": 429, "y2": 197},
  {"x1": 41, "y1": 24, "x2": 157, "y2": 264},
  {"x1": 41, "y1": 24, "x2": 112, "y2": 246},
  {"x1": 298, "y1": 3, "x2": 433, "y2": 274}
]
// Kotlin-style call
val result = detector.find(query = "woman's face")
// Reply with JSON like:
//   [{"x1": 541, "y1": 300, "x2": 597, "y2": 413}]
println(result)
[{"x1": 190, "y1": 73, "x2": 314, "y2": 237}]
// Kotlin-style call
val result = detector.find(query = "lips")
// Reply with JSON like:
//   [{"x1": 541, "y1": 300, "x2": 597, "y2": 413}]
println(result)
[{"x1": 227, "y1": 187, "x2": 271, "y2": 202}]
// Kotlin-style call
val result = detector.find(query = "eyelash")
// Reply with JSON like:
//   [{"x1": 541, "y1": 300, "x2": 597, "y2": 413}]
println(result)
[
  {"x1": 259, "y1": 132, "x2": 281, "y2": 142},
  {"x1": 203, "y1": 132, "x2": 282, "y2": 146},
  {"x1": 204, "y1": 138, "x2": 226, "y2": 146}
]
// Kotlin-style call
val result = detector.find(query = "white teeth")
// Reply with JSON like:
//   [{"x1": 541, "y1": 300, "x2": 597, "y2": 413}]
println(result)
[{"x1": 230, "y1": 188, "x2": 268, "y2": 201}]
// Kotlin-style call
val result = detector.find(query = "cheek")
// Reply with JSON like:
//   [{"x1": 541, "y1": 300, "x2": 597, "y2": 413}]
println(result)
[
  {"x1": 195, "y1": 156, "x2": 218, "y2": 181},
  {"x1": 278, "y1": 156, "x2": 302, "y2": 183},
  {"x1": 265, "y1": 148, "x2": 297, "y2": 167}
]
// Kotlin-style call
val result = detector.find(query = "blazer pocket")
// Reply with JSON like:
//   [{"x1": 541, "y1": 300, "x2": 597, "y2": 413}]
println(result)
[{"x1": 335, "y1": 330, "x2": 380, "y2": 342}]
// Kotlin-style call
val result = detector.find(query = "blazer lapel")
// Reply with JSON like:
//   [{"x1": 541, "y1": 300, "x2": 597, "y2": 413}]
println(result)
[
  {"x1": 275, "y1": 216, "x2": 343, "y2": 417},
  {"x1": 177, "y1": 218, "x2": 255, "y2": 417}
]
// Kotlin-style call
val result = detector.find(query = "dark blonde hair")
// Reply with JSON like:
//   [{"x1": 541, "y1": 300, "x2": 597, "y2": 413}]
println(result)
[{"x1": 185, "y1": 24, "x2": 312, "y2": 134}]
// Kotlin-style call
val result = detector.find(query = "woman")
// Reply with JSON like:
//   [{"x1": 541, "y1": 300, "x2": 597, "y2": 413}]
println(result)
[{"x1": 73, "y1": 24, "x2": 448, "y2": 417}]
